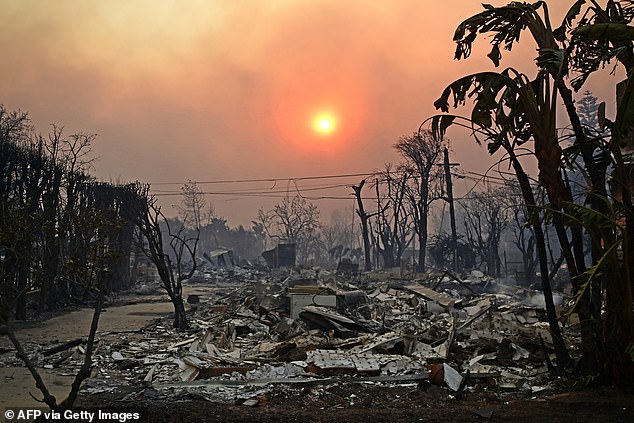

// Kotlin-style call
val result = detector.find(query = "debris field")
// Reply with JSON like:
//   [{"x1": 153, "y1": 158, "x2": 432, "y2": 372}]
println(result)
[{"x1": 1, "y1": 266, "x2": 587, "y2": 418}]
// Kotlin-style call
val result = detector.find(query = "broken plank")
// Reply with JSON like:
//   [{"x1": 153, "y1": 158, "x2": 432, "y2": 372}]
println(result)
[
  {"x1": 143, "y1": 364, "x2": 158, "y2": 383},
  {"x1": 42, "y1": 338, "x2": 84, "y2": 357},
  {"x1": 169, "y1": 336, "x2": 198, "y2": 349},
  {"x1": 51, "y1": 350, "x2": 75, "y2": 366},
  {"x1": 457, "y1": 304, "x2": 493, "y2": 332},
  {"x1": 403, "y1": 285, "x2": 455, "y2": 308},
  {"x1": 300, "y1": 306, "x2": 357, "y2": 325},
  {"x1": 431, "y1": 270, "x2": 450, "y2": 290}
]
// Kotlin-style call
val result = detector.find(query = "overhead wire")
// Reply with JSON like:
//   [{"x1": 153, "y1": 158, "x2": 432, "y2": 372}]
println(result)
[
  {"x1": 149, "y1": 172, "x2": 376, "y2": 186},
  {"x1": 147, "y1": 162, "x2": 530, "y2": 202}
]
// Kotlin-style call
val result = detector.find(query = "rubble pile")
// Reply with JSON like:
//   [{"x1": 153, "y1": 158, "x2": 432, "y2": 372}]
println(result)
[{"x1": 3, "y1": 268, "x2": 580, "y2": 405}]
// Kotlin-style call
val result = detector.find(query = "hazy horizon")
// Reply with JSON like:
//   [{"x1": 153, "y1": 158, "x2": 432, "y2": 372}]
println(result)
[{"x1": 1, "y1": 1, "x2": 621, "y2": 226}]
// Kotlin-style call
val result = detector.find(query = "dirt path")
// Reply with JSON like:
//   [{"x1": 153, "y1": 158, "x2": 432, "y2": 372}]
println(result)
[{"x1": 0, "y1": 295, "x2": 175, "y2": 409}]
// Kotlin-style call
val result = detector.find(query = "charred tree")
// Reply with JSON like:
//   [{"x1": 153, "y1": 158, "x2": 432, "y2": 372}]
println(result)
[
  {"x1": 353, "y1": 179, "x2": 383, "y2": 271},
  {"x1": 373, "y1": 166, "x2": 411, "y2": 269},
  {"x1": 395, "y1": 131, "x2": 444, "y2": 272},
  {"x1": 135, "y1": 188, "x2": 198, "y2": 330}
]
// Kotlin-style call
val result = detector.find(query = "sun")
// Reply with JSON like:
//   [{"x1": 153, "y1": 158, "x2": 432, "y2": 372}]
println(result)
[{"x1": 312, "y1": 112, "x2": 337, "y2": 135}]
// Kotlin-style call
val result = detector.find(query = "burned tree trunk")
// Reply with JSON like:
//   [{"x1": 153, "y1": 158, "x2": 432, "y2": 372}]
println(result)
[
  {"x1": 508, "y1": 148, "x2": 571, "y2": 370},
  {"x1": 353, "y1": 180, "x2": 373, "y2": 271},
  {"x1": 135, "y1": 186, "x2": 198, "y2": 331}
]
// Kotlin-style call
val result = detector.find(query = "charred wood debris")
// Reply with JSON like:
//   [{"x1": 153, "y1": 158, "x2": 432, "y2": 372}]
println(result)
[{"x1": 2, "y1": 267, "x2": 579, "y2": 406}]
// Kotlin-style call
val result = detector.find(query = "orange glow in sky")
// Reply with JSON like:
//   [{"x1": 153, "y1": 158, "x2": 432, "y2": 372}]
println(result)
[
  {"x1": 270, "y1": 67, "x2": 368, "y2": 155},
  {"x1": 312, "y1": 112, "x2": 337, "y2": 136},
  {"x1": 0, "y1": 1, "x2": 611, "y2": 225}
]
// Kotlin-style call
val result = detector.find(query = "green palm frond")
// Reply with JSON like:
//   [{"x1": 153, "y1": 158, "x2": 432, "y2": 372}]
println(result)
[
  {"x1": 560, "y1": 200, "x2": 626, "y2": 235},
  {"x1": 562, "y1": 238, "x2": 621, "y2": 321}
]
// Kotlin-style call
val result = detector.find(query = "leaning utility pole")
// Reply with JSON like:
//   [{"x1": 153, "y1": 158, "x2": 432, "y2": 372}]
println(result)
[{"x1": 443, "y1": 147, "x2": 459, "y2": 271}]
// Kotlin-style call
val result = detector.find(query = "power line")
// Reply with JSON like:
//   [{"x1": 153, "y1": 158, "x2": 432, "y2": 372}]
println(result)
[
  {"x1": 149, "y1": 172, "x2": 375, "y2": 186},
  {"x1": 152, "y1": 182, "x2": 354, "y2": 195},
  {"x1": 148, "y1": 165, "x2": 526, "y2": 202}
]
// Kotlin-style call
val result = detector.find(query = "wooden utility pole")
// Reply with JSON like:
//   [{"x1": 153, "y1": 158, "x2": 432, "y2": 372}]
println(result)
[{"x1": 443, "y1": 148, "x2": 459, "y2": 271}]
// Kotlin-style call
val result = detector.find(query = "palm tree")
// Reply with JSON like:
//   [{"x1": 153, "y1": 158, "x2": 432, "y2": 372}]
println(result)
[{"x1": 428, "y1": 1, "x2": 634, "y2": 382}]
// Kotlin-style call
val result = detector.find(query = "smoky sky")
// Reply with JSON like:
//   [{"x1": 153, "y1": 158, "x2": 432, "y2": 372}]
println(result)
[{"x1": 0, "y1": 1, "x2": 620, "y2": 225}]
